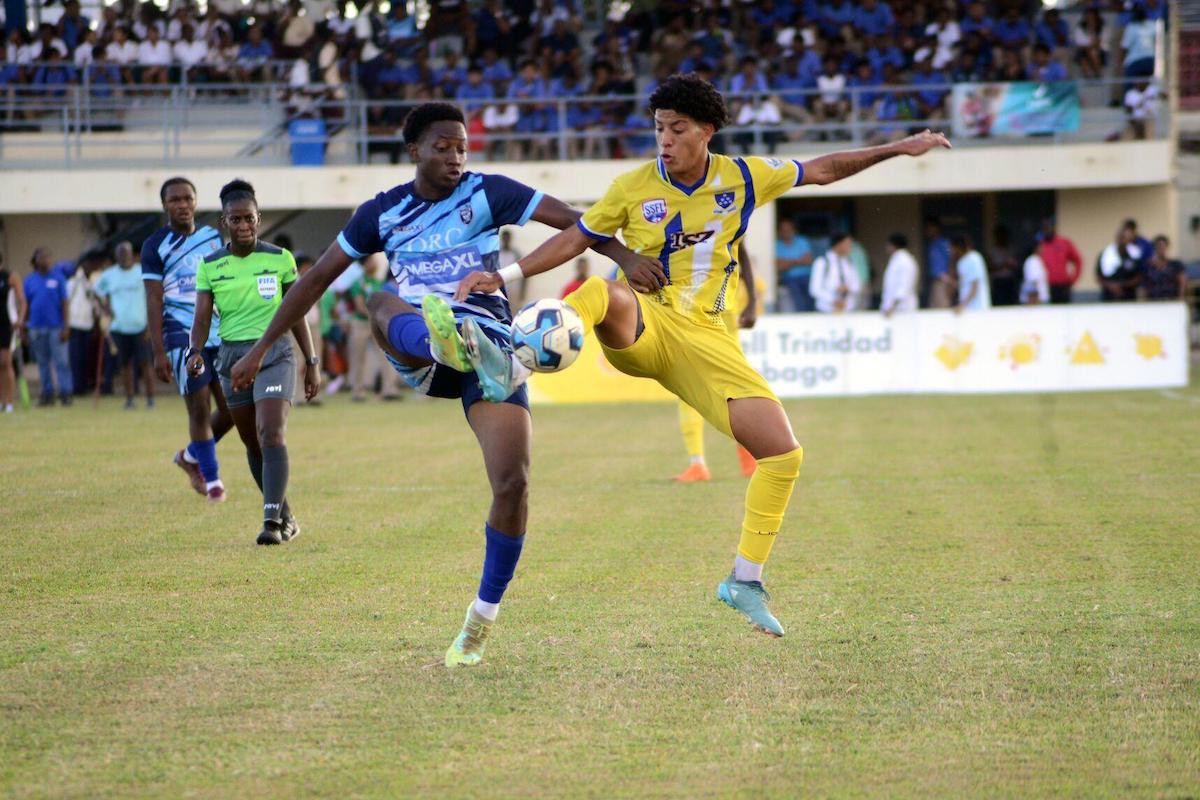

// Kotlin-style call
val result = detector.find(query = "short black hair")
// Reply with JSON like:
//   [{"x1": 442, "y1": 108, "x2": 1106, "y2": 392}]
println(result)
[
  {"x1": 219, "y1": 178, "x2": 257, "y2": 209},
  {"x1": 888, "y1": 232, "x2": 909, "y2": 249},
  {"x1": 830, "y1": 232, "x2": 851, "y2": 247},
  {"x1": 1122, "y1": 218, "x2": 1138, "y2": 231},
  {"x1": 160, "y1": 176, "x2": 196, "y2": 203},
  {"x1": 949, "y1": 233, "x2": 972, "y2": 249},
  {"x1": 403, "y1": 101, "x2": 465, "y2": 145},
  {"x1": 648, "y1": 73, "x2": 730, "y2": 131}
]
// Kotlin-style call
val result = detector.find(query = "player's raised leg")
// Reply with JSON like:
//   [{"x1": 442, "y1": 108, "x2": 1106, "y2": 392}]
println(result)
[
  {"x1": 445, "y1": 399, "x2": 531, "y2": 667},
  {"x1": 366, "y1": 290, "x2": 470, "y2": 372},
  {"x1": 718, "y1": 397, "x2": 803, "y2": 637}
]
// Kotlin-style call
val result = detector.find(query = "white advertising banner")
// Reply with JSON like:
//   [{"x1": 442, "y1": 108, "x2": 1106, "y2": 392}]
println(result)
[{"x1": 737, "y1": 303, "x2": 1189, "y2": 397}]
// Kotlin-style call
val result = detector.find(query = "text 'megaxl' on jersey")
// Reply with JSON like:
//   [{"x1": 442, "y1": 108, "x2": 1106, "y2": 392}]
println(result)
[
  {"x1": 336, "y1": 172, "x2": 543, "y2": 326},
  {"x1": 141, "y1": 224, "x2": 224, "y2": 349},
  {"x1": 578, "y1": 154, "x2": 804, "y2": 328}
]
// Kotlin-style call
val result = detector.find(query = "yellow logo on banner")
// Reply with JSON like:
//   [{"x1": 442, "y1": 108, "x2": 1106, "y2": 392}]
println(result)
[
  {"x1": 998, "y1": 334, "x2": 1040, "y2": 370},
  {"x1": 935, "y1": 336, "x2": 973, "y2": 371},
  {"x1": 1067, "y1": 331, "x2": 1105, "y2": 365},
  {"x1": 1134, "y1": 334, "x2": 1165, "y2": 360}
]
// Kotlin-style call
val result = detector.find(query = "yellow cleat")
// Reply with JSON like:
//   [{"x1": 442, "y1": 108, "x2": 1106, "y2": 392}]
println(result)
[{"x1": 444, "y1": 603, "x2": 493, "y2": 668}]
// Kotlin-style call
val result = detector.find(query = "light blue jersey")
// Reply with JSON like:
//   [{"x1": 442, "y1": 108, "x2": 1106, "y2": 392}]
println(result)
[
  {"x1": 336, "y1": 172, "x2": 543, "y2": 330},
  {"x1": 141, "y1": 224, "x2": 223, "y2": 348}
]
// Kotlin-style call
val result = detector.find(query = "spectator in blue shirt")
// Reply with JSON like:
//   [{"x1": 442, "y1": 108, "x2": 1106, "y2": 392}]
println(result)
[
  {"x1": 23, "y1": 247, "x2": 73, "y2": 405},
  {"x1": 854, "y1": 0, "x2": 895, "y2": 38},
  {"x1": 959, "y1": 2, "x2": 994, "y2": 42},
  {"x1": 508, "y1": 59, "x2": 550, "y2": 156},
  {"x1": 32, "y1": 50, "x2": 76, "y2": 98},
  {"x1": 751, "y1": 0, "x2": 789, "y2": 28},
  {"x1": 236, "y1": 25, "x2": 274, "y2": 82},
  {"x1": 695, "y1": 13, "x2": 731, "y2": 65},
  {"x1": 729, "y1": 56, "x2": 769, "y2": 95},
  {"x1": 924, "y1": 217, "x2": 953, "y2": 308},
  {"x1": 850, "y1": 59, "x2": 882, "y2": 108},
  {"x1": 540, "y1": 18, "x2": 580, "y2": 63},
  {"x1": 820, "y1": 0, "x2": 857, "y2": 38},
  {"x1": 1035, "y1": 9, "x2": 1070, "y2": 50},
  {"x1": 911, "y1": 57, "x2": 949, "y2": 116},
  {"x1": 57, "y1": 0, "x2": 91, "y2": 52},
  {"x1": 1122, "y1": 218, "x2": 1154, "y2": 268},
  {"x1": 678, "y1": 41, "x2": 707, "y2": 76},
  {"x1": 1028, "y1": 44, "x2": 1068, "y2": 82},
  {"x1": 471, "y1": 0, "x2": 510, "y2": 57},
  {"x1": 436, "y1": 51, "x2": 468, "y2": 97},
  {"x1": 865, "y1": 34, "x2": 905, "y2": 80},
  {"x1": 86, "y1": 48, "x2": 122, "y2": 98},
  {"x1": 456, "y1": 65, "x2": 496, "y2": 112},
  {"x1": 480, "y1": 47, "x2": 513, "y2": 88},
  {"x1": 994, "y1": 8, "x2": 1032, "y2": 50},
  {"x1": 777, "y1": 218, "x2": 816, "y2": 312}
]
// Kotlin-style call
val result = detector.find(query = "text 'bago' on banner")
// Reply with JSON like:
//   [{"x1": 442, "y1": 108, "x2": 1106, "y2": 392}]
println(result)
[{"x1": 527, "y1": 303, "x2": 1189, "y2": 404}]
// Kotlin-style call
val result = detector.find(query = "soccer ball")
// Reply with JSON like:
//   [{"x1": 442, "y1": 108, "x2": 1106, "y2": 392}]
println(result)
[{"x1": 510, "y1": 299, "x2": 585, "y2": 373}]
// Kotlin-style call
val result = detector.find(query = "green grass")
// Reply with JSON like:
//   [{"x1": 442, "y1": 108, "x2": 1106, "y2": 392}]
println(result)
[{"x1": 2, "y1": 384, "x2": 1199, "y2": 798}]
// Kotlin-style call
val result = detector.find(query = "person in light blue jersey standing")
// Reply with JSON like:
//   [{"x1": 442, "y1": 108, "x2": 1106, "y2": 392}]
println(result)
[
  {"x1": 95, "y1": 241, "x2": 154, "y2": 410},
  {"x1": 142, "y1": 177, "x2": 234, "y2": 502},
  {"x1": 229, "y1": 102, "x2": 659, "y2": 669}
]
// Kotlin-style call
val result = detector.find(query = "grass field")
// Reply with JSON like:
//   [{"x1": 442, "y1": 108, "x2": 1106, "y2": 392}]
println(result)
[{"x1": 2, "y1": 383, "x2": 1199, "y2": 798}]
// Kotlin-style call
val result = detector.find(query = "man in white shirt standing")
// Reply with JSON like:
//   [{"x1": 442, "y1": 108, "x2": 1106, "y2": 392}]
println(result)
[
  {"x1": 1021, "y1": 243, "x2": 1049, "y2": 304},
  {"x1": 880, "y1": 233, "x2": 919, "y2": 316},
  {"x1": 951, "y1": 233, "x2": 991, "y2": 312},
  {"x1": 810, "y1": 233, "x2": 861, "y2": 313},
  {"x1": 137, "y1": 25, "x2": 172, "y2": 85}
]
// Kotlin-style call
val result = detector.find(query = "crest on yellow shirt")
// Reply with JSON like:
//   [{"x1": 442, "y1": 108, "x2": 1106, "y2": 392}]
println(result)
[{"x1": 642, "y1": 199, "x2": 667, "y2": 224}]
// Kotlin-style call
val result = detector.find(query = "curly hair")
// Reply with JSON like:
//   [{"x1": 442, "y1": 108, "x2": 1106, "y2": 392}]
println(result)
[
  {"x1": 403, "y1": 101, "x2": 466, "y2": 145},
  {"x1": 648, "y1": 73, "x2": 730, "y2": 131},
  {"x1": 219, "y1": 178, "x2": 257, "y2": 209}
]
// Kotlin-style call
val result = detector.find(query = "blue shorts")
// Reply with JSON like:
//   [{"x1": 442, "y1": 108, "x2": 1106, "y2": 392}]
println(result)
[
  {"x1": 167, "y1": 345, "x2": 219, "y2": 397},
  {"x1": 384, "y1": 317, "x2": 529, "y2": 416}
]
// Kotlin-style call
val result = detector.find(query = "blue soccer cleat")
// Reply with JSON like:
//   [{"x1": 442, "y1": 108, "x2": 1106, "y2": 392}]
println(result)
[
  {"x1": 717, "y1": 574, "x2": 785, "y2": 637},
  {"x1": 461, "y1": 317, "x2": 523, "y2": 403}
]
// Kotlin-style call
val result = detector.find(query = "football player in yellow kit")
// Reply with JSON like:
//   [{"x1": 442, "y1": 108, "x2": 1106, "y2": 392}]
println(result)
[{"x1": 456, "y1": 74, "x2": 949, "y2": 636}]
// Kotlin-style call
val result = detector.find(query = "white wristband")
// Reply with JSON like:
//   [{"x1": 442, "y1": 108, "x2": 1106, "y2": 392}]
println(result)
[{"x1": 498, "y1": 263, "x2": 524, "y2": 286}]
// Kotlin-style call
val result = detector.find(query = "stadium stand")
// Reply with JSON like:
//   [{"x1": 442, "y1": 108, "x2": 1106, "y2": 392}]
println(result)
[{"x1": 0, "y1": 0, "x2": 1170, "y2": 165}]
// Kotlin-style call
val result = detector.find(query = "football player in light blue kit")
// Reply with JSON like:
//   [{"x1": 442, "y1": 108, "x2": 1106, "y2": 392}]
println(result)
[
  {"x1": 230, "y1": 103, "x2": 661, "y2": 668},
  {"x1": 142, "y1": 176, "x2": 235, "y2": 502}
]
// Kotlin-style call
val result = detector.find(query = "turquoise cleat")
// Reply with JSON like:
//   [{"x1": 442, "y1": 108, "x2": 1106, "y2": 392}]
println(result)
[
  {"x1": 445, "y1": 603, "x2": 493, "y2": 668},
  {"x1": 717, "y1": 574, "x2": 785, "y2": 637},
  {"x1": 461, "y1": 317, "x2": 522, "y2": 403},
  {"x1": 421, "y1": 294, "x2": 472, "y2": 372}
]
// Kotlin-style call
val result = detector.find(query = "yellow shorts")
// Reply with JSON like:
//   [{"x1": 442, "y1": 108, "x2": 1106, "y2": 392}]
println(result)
[{"x1": 600, "y1": 293, "x2": 778, "y2": 438}]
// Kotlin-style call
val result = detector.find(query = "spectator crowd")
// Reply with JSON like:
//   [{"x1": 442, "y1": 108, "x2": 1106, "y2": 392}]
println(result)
[
  {"x1": 774, "y1": 214, "x2": 1189, "y2": 315},
  {"x1": 2, "y1": 0, "x2": 1167, "y2": 149}
]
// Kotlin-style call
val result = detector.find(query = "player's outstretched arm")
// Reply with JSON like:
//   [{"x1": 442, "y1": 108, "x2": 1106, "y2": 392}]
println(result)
[
  {"x1": 455, "y1": 224, "x2": 595, "y2": 300},
  {"x1": 230, "y1": 241, "x2": 353, "y2": 392},
  {"x1": 802, "y1": 129, "x2": 951, "y2": 186},
  {"x1": 530, "y1": 196, "x2": 666, "y2": 291}
]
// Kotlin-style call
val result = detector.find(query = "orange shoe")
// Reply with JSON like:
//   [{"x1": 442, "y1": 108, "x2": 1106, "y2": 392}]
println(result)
[
  {"x1": 673, "y1": 462, "x2": 712, "y2": 483},
  {"x1": 737, "y1": 446, "x2": 757, "y2": 477}
]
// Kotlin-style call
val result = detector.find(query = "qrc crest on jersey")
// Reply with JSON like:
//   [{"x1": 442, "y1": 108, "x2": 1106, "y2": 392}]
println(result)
[
  {"x1": 459, "y1": 204, "x2": 474, "y2": 224},
  {"x1": 714, "y1": 191, "x2": 736, "y2": 213},
  {"x1": 642, "y1": 199, "x2": 667, "y2": 224}
]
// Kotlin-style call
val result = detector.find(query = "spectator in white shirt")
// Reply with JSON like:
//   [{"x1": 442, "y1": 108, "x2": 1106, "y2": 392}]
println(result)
[
  {"x1": 1021, "y1": 244, "x2": 1049, "y2": 304},
  {"x1": 810, "y1": 233, "x2": 862, "y2": 313},
  {"x1": 951, "y1": 233, "x2": 992, "y2": 312},
  {"x1": 73, "y1": 29, "x2": 97, "y2": 67},
  {"x1": 29, "y1": 24, "x2": 69, "y2": 61},
  {"x1": 815, "y1": 57, "x2": 849, "y2": 124},
  {"x1": 166, "y1": 7, "x2": 198, "y2": 42},
  {"x1": 138, "y1": 26, "x2": 172, "y2": 84},
  {"x1": 173, "y1": 24, "x2": 208, "y2": 77},
  {"x1": 880, "y1": 233, "x2": 919, "y2": 316}
]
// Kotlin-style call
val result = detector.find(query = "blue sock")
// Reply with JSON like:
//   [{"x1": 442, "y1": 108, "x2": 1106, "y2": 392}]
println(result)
[
  {"x1": 387, "y1": 312, "x2": 434, "y2": 361},
  {"x1": 187, "y1": 438, "x2": 220, "y2": 484},
  {"x1": 477, "y1": 523, "x2": 525, "y2": 604}
]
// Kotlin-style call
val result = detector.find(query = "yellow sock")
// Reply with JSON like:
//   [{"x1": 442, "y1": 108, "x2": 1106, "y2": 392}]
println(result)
[
  {"x1": 738, "y1": 447, "x2": 804, "y2": 564},
  {"x1": 563, "y1": 275, "x2": 610, "y2": 335},
  {"x1": 678, "y1": 401, "x2": 706, "y2": 461}
]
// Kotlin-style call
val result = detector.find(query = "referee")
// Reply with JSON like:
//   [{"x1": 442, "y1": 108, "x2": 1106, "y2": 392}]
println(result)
[{"x1": 187, "y1": 179, "x2": 320, "y2": 545}]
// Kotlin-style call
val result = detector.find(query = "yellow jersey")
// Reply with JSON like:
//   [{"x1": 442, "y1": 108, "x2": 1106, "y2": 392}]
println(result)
[{"x1": 578, "y1": 153, "x2": 803, "y2": 328}]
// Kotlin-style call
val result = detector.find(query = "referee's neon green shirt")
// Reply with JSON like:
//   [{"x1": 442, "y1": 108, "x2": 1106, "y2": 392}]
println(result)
[{"x1": 196, "y1": 242, "x2": 297, "y2": 342}]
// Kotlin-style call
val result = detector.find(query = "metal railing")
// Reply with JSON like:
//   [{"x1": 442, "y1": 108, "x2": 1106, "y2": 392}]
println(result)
[{"x1": 0, "y1": 77, "x2": 1165, "y2": 168}]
